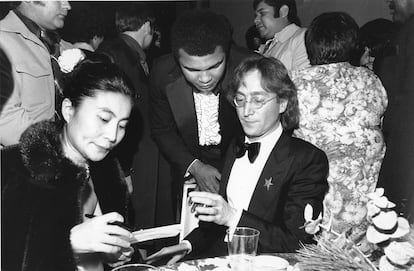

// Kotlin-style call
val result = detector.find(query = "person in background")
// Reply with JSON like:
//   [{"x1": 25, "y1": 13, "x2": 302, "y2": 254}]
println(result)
[
  {"x1": 378, "y1": 0, "x2": 414, "y2": 222},
  {"x1": 150, "y1": 10, "x2": 251, "y2": 212},
  {"x1": 245, "y1": 24, "x2": 263, "y2": 51},
  {"x1": 253, "y1": 0, "x2": 309, "y2": 71},
  {"x1": 62, "y1": 4, "x2": 106, "y2": 52},
  {"x1": 2, "y1": 55, "x2": 136, "y2": 271},
  {"x1": 291, "y1": 12, "x2": 388, "y2": 236},
  {"x1": 0, "y1": 1, "x2": 71, "y2": 146},
  {"x1": 359, "y1": 18, "x2": 397, "y2": 72},
  {"x1": 146, "y1": 56, "x2": 328, "y2": 263},
  {"x1": 98, "y1": 3, "x2": 162, "y2": 234}
]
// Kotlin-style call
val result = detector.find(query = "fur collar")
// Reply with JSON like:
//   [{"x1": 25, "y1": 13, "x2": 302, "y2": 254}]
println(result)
[{"x1": 19, "y1": 120, "x2": 88, "y2": 188}]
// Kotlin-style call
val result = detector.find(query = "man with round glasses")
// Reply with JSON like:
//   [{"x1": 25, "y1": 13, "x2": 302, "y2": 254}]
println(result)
[{"x1": 147, "y1": 56, "x2": 328, "y2": 261}]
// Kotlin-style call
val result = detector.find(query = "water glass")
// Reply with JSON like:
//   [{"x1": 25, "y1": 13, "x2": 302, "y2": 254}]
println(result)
[{"x1": 227, "y1": 227, "x2": 260, "y2": 271}]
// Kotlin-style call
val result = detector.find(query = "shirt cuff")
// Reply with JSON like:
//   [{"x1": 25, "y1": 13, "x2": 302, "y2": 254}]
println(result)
[
  {"x1": 181, "y1": 239, "x2": 193, "y2": 254},
  {"x1": 225, "y1": 209, "x2": 243, "y2": 241},
  {"x1": 184, "y1": 159, "x2": 199, "y2": 178}
]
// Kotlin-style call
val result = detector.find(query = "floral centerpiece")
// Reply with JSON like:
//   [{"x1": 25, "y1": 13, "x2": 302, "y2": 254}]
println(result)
[{"x1": 296, "y1": 188, "x2": 414, "y2": 271}]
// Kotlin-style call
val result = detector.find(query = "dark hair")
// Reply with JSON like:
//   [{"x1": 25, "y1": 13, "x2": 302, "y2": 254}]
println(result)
[
  {"x1": 229, "y1": 56, "x2": 299, "y2": 131},
  {"x1": 306, "y1": 12, "x2": 360, "y2": 65},
  {"x1": 245, "y1": 25, "x2": 263, "y2": 51},
  {"x1": 171, "y1": 10, "x2": 232, "y2": 57},
  {"x1": 115, "y1": 3, "x2": 155, "y2": 33},
  {"x1": 67, "y1": 7, "x2": 106, "y2": 43},
  {"x1": 253, "y1": 0, "x2": 301, "y2": 26},
  {"x1": 63, "y1": 54, "x2": 135, "y2": 110},
  {"x1": 359, "y1": 18, "x2": 396, "y2": 58}
]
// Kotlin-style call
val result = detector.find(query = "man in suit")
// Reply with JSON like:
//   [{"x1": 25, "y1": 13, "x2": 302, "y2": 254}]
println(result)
[
  {"x1": 97, "y1": 3, "x2": 163, "y2": 230},
  {"x1": 378, "y1": 0, "x2": 414, "y2": 222},
  {"x1": 0, "y1": 1, "x2": 71, "y2": 146},
  {"x1": 150, "y1": 10, "x2": 251, "y2": 206},
  {"x1": 147, "y1": 56, "x2": 328, "y2": 263}
]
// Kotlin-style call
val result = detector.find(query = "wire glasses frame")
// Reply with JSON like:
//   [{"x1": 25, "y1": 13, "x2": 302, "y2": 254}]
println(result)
[{"x1": 233, "y1": 95, "x2": 278, "y2": 110}]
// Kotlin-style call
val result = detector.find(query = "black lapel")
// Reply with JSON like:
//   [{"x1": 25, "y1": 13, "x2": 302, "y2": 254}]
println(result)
[
  {"x1": 247, "y1": 132, "x2": 294, "y2": 218},
  {"x1": 165, "y1": 77, "x2": 199, "y2": 152}
]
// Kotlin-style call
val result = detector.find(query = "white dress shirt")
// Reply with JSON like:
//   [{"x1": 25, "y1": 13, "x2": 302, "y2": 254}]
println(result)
[{"x1": 226, "y1": 124, "x2": 283, "y2": 230}]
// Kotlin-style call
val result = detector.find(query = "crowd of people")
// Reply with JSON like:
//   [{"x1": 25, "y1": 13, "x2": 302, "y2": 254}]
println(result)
[{"x1": 1, "y1": 0, "x2": 413, "y2": 270}]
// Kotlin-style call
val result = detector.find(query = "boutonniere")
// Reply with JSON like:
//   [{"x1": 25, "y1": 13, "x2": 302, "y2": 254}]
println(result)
[
  {"x1": 58, "y1": 48, "x2": 85, "y2": 73},
  {"x1": 263, "y1": 177, "x2": 274, "y2": 191}
]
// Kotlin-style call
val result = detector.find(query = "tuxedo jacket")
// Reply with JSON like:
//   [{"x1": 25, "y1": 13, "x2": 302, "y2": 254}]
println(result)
[
  {"x1": 150, "y1": 46, "x2": 253, "y2": 177},
  {"x1": 185, "y1": 132, "x2": 329, "y2": 258}
]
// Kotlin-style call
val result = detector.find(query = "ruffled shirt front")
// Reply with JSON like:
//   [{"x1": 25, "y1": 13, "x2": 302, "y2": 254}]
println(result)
[{"x1": 193, "y1": 92, "x2": 221, "y2": 146}]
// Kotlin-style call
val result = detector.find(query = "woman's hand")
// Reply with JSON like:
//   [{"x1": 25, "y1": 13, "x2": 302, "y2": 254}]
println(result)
[
  {"x1": 189, "y1": 191, "x2": 237, "y2": 226},
  {"x1": 70, "y1": 212, "x2": 134, "y2": 255}
]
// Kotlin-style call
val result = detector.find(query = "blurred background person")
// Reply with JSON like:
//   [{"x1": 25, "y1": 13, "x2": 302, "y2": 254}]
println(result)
[
  {"x1": 0, "y1": 1, "x2": 71, "y2": 146},
  {"x1": 2, "y1": 55, "x2": 136, "y2": 270},
  {"x1": 378, "y1": 0, "x2": 414, "y2": 222},
  {"x1": 245, "y1": 24, "x2": 263, "y2": 51},
  {"x1": 61, "y1": 3, "x2": 106, "y2": 53},
  {"x1": 359, "y1": 18, "x2": 397, "y2": 73},
  {"x1": 253, "y1": 0, "x2": 309, "y2": 71},
  {"x1": 291, "y1": 12, "x2": 388, "y2": 235}
]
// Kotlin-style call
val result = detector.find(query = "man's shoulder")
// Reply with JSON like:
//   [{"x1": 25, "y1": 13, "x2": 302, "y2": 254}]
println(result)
[
  {"x1": 289, "y1": 135, "x2": 326, "y2": 159},
  {"x1": 97, "y1": 36, "x2": 127, "y2": 54},
  {"x1": 151, "y1": 53, "x2": 179, "y2": 79},
  {"x1": 228, "y1": 45, "x2": 257, "y2": 63}
]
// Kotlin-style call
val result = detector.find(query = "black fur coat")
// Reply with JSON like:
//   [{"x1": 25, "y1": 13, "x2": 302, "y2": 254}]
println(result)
[{"x1": 1, "y1": 121, "x2": 130, "y2": 271}]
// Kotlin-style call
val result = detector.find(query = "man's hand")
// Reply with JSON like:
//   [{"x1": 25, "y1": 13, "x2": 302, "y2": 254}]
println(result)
[
  {"x1": 145, "y1": 243, "x2": 190, "y2": 265},
  {"x1": 189, "y1": 191, "x2": 237, "y2": 226},
  {"x1": 188, "y1": 160, "x2": 220, "y2": 193}
]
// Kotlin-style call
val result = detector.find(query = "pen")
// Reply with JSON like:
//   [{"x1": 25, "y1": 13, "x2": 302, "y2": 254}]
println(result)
[{"x1": 84, "y1": 214, "x2": 134, "y2": 232}]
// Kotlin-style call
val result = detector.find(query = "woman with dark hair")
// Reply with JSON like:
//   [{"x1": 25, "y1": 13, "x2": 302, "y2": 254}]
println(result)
[
  {"x1": 291, "y1": 12, "x2": 388, "y2": 235},
  {"x1": 2, "y1": 55, "x2": 137, "y2": 271}
]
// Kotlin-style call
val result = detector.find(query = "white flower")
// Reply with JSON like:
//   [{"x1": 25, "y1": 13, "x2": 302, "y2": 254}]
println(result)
[
  {"x1": 58, "y1": 48, "x2": 85, "y2": 73},
  {"x1": 384, "y1": 241, "x2": 414, "y2": 266}
]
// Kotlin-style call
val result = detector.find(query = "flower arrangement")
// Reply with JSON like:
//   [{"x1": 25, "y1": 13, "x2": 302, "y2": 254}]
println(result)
[
  {"x1": 296, "y1": 188, "x2": 414, "y2": 271},
  {"x1": 57, "y1": 48, "x2": 85, "y2": 73}
]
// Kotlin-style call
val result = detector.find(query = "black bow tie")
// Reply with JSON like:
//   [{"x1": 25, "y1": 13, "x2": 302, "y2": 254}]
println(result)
[{"x1": 236, "y1": 141, "x2": 261, "y2": 163}]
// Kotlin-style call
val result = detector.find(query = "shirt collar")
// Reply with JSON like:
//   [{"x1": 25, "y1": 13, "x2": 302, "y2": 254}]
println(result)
[
  {"x1": 245, "y1": 122, "x2": 283, "y2": 147},
  {"x1": 272, "y1": 23, "x2": 301, "y2": 43},
  {"x1": 14, "y1": 9, "x2": 41, "y2": 38},
  {"x1": 191, "y1": 82, "x2": 222, "y2": 96}
]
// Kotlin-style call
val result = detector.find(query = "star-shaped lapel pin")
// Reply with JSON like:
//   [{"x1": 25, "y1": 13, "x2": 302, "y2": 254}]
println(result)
[{"x1": 264, "y1": 177, "x2": 274, "y2": 191}]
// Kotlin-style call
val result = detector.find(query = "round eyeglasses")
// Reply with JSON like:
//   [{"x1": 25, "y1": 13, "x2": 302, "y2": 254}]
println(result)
[{"x1": 233, "y1": 95, "x2": 278, "y2": 110}]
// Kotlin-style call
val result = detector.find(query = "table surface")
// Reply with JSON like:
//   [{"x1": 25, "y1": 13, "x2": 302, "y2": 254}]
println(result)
[{"x1": 158, "y1": 253, "x2": 299, "y2": 271}]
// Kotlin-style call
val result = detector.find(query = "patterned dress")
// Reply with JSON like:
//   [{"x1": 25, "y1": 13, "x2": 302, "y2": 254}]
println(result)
[{"x1": 291, "y1": 62, "x2": 388, "y2": 233}]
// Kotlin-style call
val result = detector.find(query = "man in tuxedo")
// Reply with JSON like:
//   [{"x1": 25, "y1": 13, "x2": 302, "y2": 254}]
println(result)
[
  {"x1": 0, "y1": 1, "x2": 71, "y2": 146},
  {"x1": 378, "y1": 0, "x2": 414, "y2": 221},
  {"x1": 147, "y1": 56, "x2": 328, "y2": 263},
  {"x1": 150, "y1": 10, "x2": 251, "y2": 206}
]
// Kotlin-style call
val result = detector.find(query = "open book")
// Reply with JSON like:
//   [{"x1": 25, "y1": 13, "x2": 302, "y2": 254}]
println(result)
[{"x1": 130, "y1": 224, "x2": 181, "y2": 244}]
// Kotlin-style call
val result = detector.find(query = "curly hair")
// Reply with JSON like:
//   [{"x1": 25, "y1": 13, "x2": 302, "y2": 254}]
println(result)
[
  {"x1": 305, "y1": 12, "x2": 360, "y2": 65},
  {"x1": 171, "y1": 10, "x2": 232, "y2": 57},
  {"x1": 229, "y1": 55, "x2": 299, "y2": 131}
]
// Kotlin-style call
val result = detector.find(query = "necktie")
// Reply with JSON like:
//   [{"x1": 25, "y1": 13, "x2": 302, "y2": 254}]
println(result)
[
  {"x1": 236, "y1": 141, "x2": 261, "y2": 163},
  {"x1": 40, "y1": 30, "x2": 63, "y2": 120}
]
